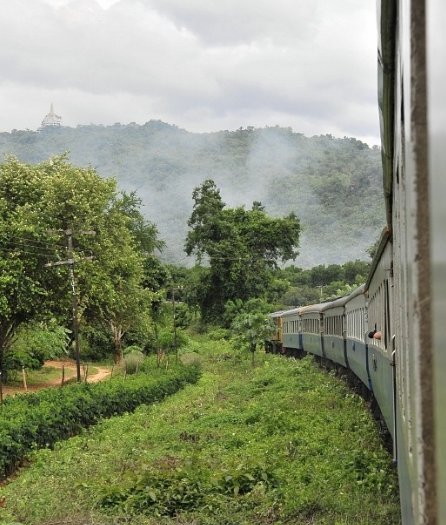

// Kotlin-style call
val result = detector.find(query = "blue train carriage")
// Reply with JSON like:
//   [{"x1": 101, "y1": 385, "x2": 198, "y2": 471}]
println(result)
[
  {"x1": 344, "y1": 284, "x2": 370, "y2": 390},
  {"x1": 266, "y1": 310, "x2": 285, "y2": 354},
  {"x1": 365, "y1": 229, "x2": 395, "y2": 440},
  {"x1": 377, "y1": 1, "x2": 438, "y2": 522},
  {"x1": 321, "y1": 296, "x2": 349, "y2": 368},
  {"x1": 300, "y1": 304, "x2": 325, "y2": 358},
  {"x1": 427, "y1": 3, "x2": 446, "y2": 522},
  {"x1": 281, "y1": 307, "x2": 301, "y2": 355}
]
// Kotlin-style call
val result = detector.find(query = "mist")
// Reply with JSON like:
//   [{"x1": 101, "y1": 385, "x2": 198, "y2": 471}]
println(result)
[{"x1": 0, "y1": 122, "x2": 384, "y2": 267}]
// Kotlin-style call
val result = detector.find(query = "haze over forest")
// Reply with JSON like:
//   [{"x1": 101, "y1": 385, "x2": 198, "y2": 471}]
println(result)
[{"x1": 0, "y1": 121, "x2": 385, "y2": 266}]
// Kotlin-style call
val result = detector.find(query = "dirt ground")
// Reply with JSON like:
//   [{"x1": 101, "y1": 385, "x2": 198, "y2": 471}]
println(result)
[{"x1": 1, "y1": 359, "x2": 112, "y2": 398}]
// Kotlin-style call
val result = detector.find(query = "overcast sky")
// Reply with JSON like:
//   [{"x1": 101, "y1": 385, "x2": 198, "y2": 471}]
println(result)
[{"x1": 0, "y1": 0, "x2": 380, "y2": 145}]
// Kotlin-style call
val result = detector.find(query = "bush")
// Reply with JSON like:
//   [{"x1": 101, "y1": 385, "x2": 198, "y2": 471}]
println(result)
[
  {"x1": 122, "y1": 350, "x2": 145, "y2": 374},
  {"x1": 6, "y1": 321, "x2": 70, "y2": 371},
  {"x1": 80, "y1": 324, "x2": 113, "y2": 361},
  {"x1": 0, "y1": 363, "x2": 201, "y2": 479},
  {"x1": 207, "y1": 328, "x2": 231, "y2": 341}
]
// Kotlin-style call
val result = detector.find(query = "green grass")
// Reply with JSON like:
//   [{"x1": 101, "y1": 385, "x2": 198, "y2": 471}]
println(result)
[
  {"x1": 0, "y1": 339, "x2": 401, "y2": 525},
  {"x1": 6, "y1": 366, "x2": 66, "y2": 386}
]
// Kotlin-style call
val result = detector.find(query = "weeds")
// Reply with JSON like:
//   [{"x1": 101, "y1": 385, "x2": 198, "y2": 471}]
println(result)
[{"x1": 0, "y1": 338, "x2": 400, "y2": 524}]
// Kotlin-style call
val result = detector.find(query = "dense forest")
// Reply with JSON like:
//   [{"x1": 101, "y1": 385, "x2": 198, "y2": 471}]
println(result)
[
  {"x1": 0, "y1": 122, "x2": 385, "y2": 266},
  {"x1": 0, "y1": 154, "x2": 371, "y2": 382},
  {"x1": 0, "y1": 141, "x2": 399, "y2": 525}
]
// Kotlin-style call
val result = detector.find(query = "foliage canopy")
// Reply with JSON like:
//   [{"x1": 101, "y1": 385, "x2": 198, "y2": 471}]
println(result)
[
  {"x1": 0, "y1": 156, "x2": 163, "y2": 378},
  {"x1": 185, "y1": 180, "x2": 301, "y2": 321}
]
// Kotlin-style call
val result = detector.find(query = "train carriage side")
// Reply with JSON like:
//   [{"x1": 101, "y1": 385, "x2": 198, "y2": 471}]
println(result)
[
  {"x1": 266, "y1": 311, "x2": 285, "y2": 354},
  {"x1": 365, "y1": 230, "x2": 395, "y2": 439},
  {"x1": 344, "y1": 285, "x2": 371, "y2": 389},
  {"x1": 300, "y1": 304, "x2": 325, "y2": 358},
  {"x1": 281, "y1": 308, "x2": 301, "y2": 354},
  {"x1": 321, "y1": 297, "x2": 348, "y2": 368},
  {"x1": 378, "y1": 0, "x2": 444, "y2": 521}
]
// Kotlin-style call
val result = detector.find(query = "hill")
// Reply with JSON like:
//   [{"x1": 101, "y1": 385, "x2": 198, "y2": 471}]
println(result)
[{"x1": 0, "y1": 122, "x2": 385, "y2": 266}]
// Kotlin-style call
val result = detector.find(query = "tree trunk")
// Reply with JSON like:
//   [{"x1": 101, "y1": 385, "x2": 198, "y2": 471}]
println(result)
[
  {"x1": 251, "y1": 344, "x2": 256, "y2": 367},
  {"x1": 0, "y1": 320, "x2": 17, "y2": 384},
  {"x1": 110, "y1": 321, "x2": 124, "y2": 364}
]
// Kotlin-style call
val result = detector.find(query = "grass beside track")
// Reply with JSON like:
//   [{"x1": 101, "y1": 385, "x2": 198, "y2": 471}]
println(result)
[{"x1": 0, "y1": 339, "x2": 401, "y2": 525}]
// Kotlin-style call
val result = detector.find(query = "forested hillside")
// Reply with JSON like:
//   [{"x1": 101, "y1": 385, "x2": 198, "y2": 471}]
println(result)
[{"x1": 0, "y1": 123, "x2": 385, "y2": 266}]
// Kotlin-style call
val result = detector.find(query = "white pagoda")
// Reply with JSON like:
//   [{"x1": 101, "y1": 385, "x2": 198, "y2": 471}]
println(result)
[{"x1": 40, "y1": 103, "x2": 62, "y2": 129}]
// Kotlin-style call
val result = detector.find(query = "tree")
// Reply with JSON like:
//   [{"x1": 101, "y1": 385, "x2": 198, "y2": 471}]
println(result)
[
  {"x1": 0, "y1": 157, "x2": 65, "y2": 381},
  {"x1": 185, "y1": 180, "x2": 301, "y2": 322},
  {"x1": 0, "y1": 156, "x2": 163, "y2": 377},
  {"x1": 77, "y1": 192, "x2": 159, "y2": 364},
  {"x1": 231, "y1": 311, "x2": 274, "y2": 366}
]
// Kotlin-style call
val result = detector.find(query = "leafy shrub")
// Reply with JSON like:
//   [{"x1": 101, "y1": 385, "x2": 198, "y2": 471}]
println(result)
[
  {"x1": 99, "y1": 464, "x2": 276, "y2": 517},
  {"x1": 180, "y1": 352, "x2": 201, "y2": 366},
  {"x1": 122, "y1": 345, "x2": 143, "y2": 355},
  {"x1": 0, "y1": 364, "x2": 200, "y2": 479},
  {"x1": 80, "y1": 324, "x2": 113, "y2": 361},
  {"x1": 207, "y1": 328, "x2": 230, "y2": 341},
  {"x1": 122, "y1": 350, "x2": 145, "y2": 374},
  {"x1": 5, "y1": 321, "x2": 70, "y2": 371},
  {"x1": 100, "y1": 469, "x2": 206, "y2": 517}
]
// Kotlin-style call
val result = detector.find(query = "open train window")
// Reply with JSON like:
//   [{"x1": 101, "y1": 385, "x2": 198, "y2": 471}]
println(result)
[{"x1": 384, "y1": 279, "x2": 391, "y2": 350}]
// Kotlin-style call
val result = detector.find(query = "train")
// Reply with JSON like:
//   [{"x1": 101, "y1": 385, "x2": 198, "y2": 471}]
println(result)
[{"x1": 267, "y1": 2, "x2": 445, "y2": 524}]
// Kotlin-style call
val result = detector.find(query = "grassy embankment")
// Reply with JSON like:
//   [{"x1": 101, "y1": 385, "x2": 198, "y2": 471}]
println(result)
[{"x1": 0, "y1": 338, "x2": 401, "y2": 525}]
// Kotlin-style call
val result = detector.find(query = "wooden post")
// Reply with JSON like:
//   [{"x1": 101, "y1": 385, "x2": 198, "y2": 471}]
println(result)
[
  {"x1": 22, "y1": 366, "x2": 28, "y2": 392},
  {"x1": 0, "y1": 372, "x2": 3, "y2": 404},
  {"x1": 61, "y1": 364, "x2": 65, "y2": 387}
]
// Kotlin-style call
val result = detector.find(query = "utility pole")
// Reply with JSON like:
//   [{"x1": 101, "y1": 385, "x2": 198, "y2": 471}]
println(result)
[
  {"x1": 171, "y1": 286, "x2": 183, "y2": 363},
  {"x1": 172, "y1": 287, "x2": 177, "y2": 363},
  {"x1": 45, "y1": 227, "x2": 94, "y2": 382}
]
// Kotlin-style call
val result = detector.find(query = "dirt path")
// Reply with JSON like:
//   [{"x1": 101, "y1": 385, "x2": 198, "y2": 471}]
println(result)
[{"x1": 1, "y1": 360, "x2": 112, "y2": 398}]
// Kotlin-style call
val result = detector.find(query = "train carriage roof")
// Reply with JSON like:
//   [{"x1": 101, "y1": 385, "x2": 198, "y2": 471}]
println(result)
[
  {"x1": 365, "y1": 227, "x2": 391, "y2": 290},
  {"x1": 321, "y1": 295, "x2": 349, "y2": 312},
  {"x1": 377, "y1": 0, "x2": 397, "y2": 228},
  {"x1": 280, "y1": 307, "x2": 300, "y2": 319},
  {"x1": 269, "y1": 310, "x2": 286, "y2": 318},
  {"x1": 346, "y1": 283, "x2": 366, "y2": 301},
  {"x1": 299, "y1": 303, "x2": 325, "y2": 316}
]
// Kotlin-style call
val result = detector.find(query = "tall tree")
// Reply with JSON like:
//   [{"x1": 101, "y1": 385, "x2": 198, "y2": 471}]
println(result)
[
  {"x1": 0, "y1": 157, "x2": 62, "y2": 380},
  {"x1": 185, "y1": 179, "x2": 301, "y2": 322},
  {"x1": 0, "y1": 156, "x2": 162, "y2": 377},
  {"x1": 82, "y1": 201, "x2": 153, "y2": 363}
]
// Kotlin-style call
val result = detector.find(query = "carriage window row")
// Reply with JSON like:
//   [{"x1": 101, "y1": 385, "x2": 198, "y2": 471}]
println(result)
[
  {"x1": 346, "y1": 308, "x2": 366, "y2": 340},
  {"x1": 283, "y1": 317, "x2": 325, "y2": 334},
  {"x1": 302, "y1": 318, "x2": 320, "y2": 334},
  {"x1": 283, "y1": 319, "x2": 299, "y2": 334},
  {"x1": 325, "y1": 315, "x2": 343, "y2": 336}
]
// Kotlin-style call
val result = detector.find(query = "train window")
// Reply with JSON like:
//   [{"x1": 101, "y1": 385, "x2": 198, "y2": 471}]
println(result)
[{"x1": 385, "y1": 279, "x2": 391, "y2": 350}]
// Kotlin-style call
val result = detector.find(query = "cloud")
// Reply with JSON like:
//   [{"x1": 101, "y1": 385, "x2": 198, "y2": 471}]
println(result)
[{"x1": 0, "y1": 0, "x2": 380, "y2": 144}]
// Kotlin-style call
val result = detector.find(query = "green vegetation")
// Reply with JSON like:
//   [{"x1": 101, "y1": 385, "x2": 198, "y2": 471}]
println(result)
[
  {"x1": 0, "y1": 339, "x2": 400, "y2": 525},
  {"x1": 0, "y1": 124, "x2": 385, "y2": 266},
  {"x1": 0, "y1": 136, "x2": 397, "y2": 524},
  {"x1": 277, "y1": 259, "x2": 371, "y2": 306},
  {"x1": 185, "y1": 180, "x2": 300, "y2": 321},
  {"x1": 0, "y1": 360, "x2": 200, "y2": 479},
  {"x1": 5, "y1": 321, "x2": 70, "y2": 371},
  {"x1": 0, "y1": 156, "x2": 164, "y2": 382},
  {"x1": 6, "y1": 365, "x2": 75, "y2": 386}
]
